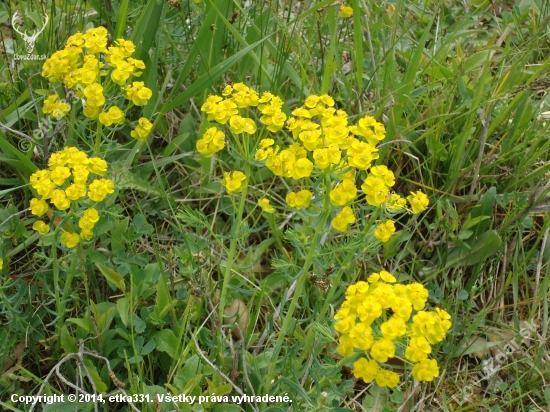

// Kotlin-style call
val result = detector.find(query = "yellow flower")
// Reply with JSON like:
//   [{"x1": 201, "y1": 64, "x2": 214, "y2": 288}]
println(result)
[
  {"x1": 407, "y1": 191, "x2": 429, "y2": 214},
  {"x1": 131, "y1": 117, "x2": 153, "y2": 140},
  {"x1": 83, "y1": 83, "x2": 105, "y2": 108},
  {"x1": 124, "y1": 81, "x2": 152, "y2": 106},
  {"x1": 229, "y1": 115, "x2": 257, "y2": 134},
  {"x1": 292, "y1": 158, "x2": 314, "y2": 179},
  {"x1": 83, "y1": 105, "x2": 100, "y2": 119},
  {"x1": 0, "y1": 258, "x2": 3, "y2": 270},
  {"x1": 336, "y1": 335, "x2": 355, "y2": 357},
  {"x1": 32, "y1": 220, "x2": 50, "y2": 234},
  {"x1": 65, "y1": 183, "x2": 87, "y2": 201},
  {"x1": 331, "y1": 206, "x2": 355, "y2": 232},
  {"x1": 42, "y1": 94, "x2": 70, "y2": 119},
  {"x1": 60, "y1": 232, "x2": 80, "y2": 248},
  {"x1": 338, "y1": 5, "x2": 353, "y2": 18},
  {"x1": 349, "y1": 116, "x2": 386, "y2": 145},
  {"x1": 286, "y1": 190, "x2": 312, "y2": 209},
  {"x1": 374, "y1": 220, "x2": 395, "y2": 242},
  {"x1": 78, "y1": 216, "x2": 95, "y2": 231},
  {"x1": 330, "y1": 179, "x2": 357, "y2": 207},
  {"x1": 370, "y1": 338, "x2": 395, "y2": 363},
  {"x1": 370, "y1": 165, "x2": 395, "y2": 187},
  {"x1": 80, "y1": 228, "x2": 94, "y2": 241},
  {"x1": 375, "y1": 369, "x2": 400, "y2": 388},
  {"x1": 412, "y1": 359, "x2": 439, "y2": 382},
  {"x1": 83, "y1": 208, "x2": 100, "y2": 223},
  {"x1": 334, "y1": 315, "x2": 355, "y2": 334},
  {"x1": 380, "y1": 270, "x2": 396, "y2": 283},
  {"x1": 51, "y1": 189, "x2": 71, "y2": 210},
  {"x1": 361, "y1": 175, "x2": 389, "y2": 206},
  {"x1": 197, "y1": 127, "x2": 225, "y2": 158},
  {"x1": 380, "y1": 316, "x2": 407, "y2": 340},
  {"x1": 221, "y1": 171, "x2": 247, "y2": 194},
  {"x1": 347, "y1": 140, "x2": 379, "y2": 170},
  {"x1": 30, "y1": 198, "x2": 49, "y2": 217},
  {"x1": 98, "y1": 106, "x2": 125, "y2": 127},
  {"x1": 348, "y1": 322, "x2": 374, "y2": 350},
  {"x1": 352, "y1": 358, "x2": 379, "y2": 383},
  {"x1": 258, "y1": 198, "x2": 275, "y2": 213},
  {"x1": 30, "y1": 170, "x2": 51, "y2": 187},
  {"x1": 87, "y1": 158, "x2": 108, "y2": 176},
  {"x1": 406, "y1": 283, "x2": 429, "y2": 310},
  {"x1": 405, "y1": 335, "x2": 432, "y2": 363},
  {"x1": 35, "y1": 179, "x2": 55, "y2": 199},
  {"x1": 88, "y1": 179, "x2": 115, "y2": 202},
  {"x1": 386, "y1": 193, "x2": 407, "y2": 211},
  {"x1": 50, "y1": 166, "x2": 71, "y2": 185}
]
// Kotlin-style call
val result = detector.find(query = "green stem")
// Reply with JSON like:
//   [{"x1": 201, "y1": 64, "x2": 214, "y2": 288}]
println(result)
[
  {"x1": 59, "y1": 253, "x2": 78, "y2": 327},
  {"x1": 52, "y1": 244, "x2": 62, "y2": 341},
  {"x1": 263, "y1": 208, "x2": 329, "y2": 394},
  {"x1": 167, "y1": 297, "x2": 194, "y2": 384},
  {"x1": 218, "y1": 164, "x2": 251, "y2": 322},
  {"x1": 94, "y1": 121, "x2": 103, "y2": 155}
]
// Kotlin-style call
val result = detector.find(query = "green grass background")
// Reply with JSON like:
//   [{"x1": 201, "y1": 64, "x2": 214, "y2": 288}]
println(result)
[{"x1": 1, "y1": 0, "x2": 550, "y2": 410}]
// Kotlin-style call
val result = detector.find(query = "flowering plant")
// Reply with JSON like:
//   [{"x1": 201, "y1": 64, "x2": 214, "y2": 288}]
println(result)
[
  {"x1": 40, "y1": 27, "x2": 153, "y2": 146},
  {"x1": 196, "y1": 83, "x2": 438, "y2": 390},
  {"x1": 335, "y1": 272, "x2": 452, "y2": 387},
  {"x1": 29, "y1": 147, "x2": 113, "y2": 248},
  {"x1": 198, "y1": 83, "x2": 429, "y2": 238}
]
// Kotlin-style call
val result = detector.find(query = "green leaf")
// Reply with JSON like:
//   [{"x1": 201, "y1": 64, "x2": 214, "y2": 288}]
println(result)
[
  {"x1": 96, "y1": 263, "x2": 126, "y2": 292},
  {"x1": 114, "y1": 0, "x2": 130, "y2": 39},
  {"x1": 0, "y1": 129, "x2": 38, "y2": 175},
  {"x1": 446, "y1": 230, "x2": 502, "y2": 267},
  {"x1": 156, "y1": 273, "x2": 173, "y2": 319},
  {"x1": 161, "y1": 36, "x2": 270, "y2": 114},
  {"x1": 83, "y1": 359, "x2": 108, "y2": 393},
  {"x1": 470, "y1": 187, "x2": 496, "y2": 237},
  {"x1": 140, "y1": 340, "x2": 156, "y2": 356},
  {"x1": 60, "y1": 325, "x2": 77, "y2": 354},
  {"x1": 458, "y1": 290, "x2": 469, "y2": 300},
  {"x1": 67, "y1": 318, "x2": 95, "y2": 334},
  {"x1": 383, "y1": 230, "x2": 412, "y2": 259},
  {"x1": 117, "y1": 297, "x2": 129, "y2": 327},
  {"x1": 152, "y1": 329, "x2": 178, "y2": 358},
  {"x1": 133, "y1": 214, "x2": 153, "y2": 234}
]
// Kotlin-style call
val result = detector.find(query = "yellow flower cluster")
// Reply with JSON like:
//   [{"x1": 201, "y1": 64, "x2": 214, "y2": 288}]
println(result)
[
  {"x1": 196, "y1": 127, "x2": 225, "y2": 158},
  {"x1": 130, "y1": 118, "x2": 153, "y2": 140},
  {"x1": 29, "y1": 147, "x2": 114, "y2": 248},
  {"x1": 99, "y1": 106, "x2": 125, "y2": 127},
  {"x1": 198, "y1": 86, "x2": 430, "y2": 233},
  {"x1": 338, "y1": 5, "x2": 353, "y2": 18},
  {"x1": 42, "y1": 95, "x2": 70, "y2": 119},
  {"x1": 41, "y1": 27, "x2": 153, "y2": 140},
  {"x1": 335, "y1": 273, "x2": 452, "y2": 387},
  {"x1": 258, "y1": 198, "x2": 275, "y2": 213},
  {"x1": 221, "y1": 171, "x2": 247, "y2": 194}
]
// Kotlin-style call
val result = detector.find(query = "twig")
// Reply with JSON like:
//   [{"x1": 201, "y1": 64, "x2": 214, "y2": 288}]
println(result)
[
  {"x1": 0, "y1": 121, "x2": 34, "y2": 140},
  {"x1": 535, "y1": 226, "x2": 549, "y2": 306},
  {"x1": 377, "y1": 139, "x2": 412, "y2": 148},
  {"x1": 254, "y1": 279, "x2": 299, "y2": 355},
  {"x1": 235, "y1": 323, "x2": 259, "y2": 412},
  {"x1": 29, "y1": 340, "x2": 142, "y2": 412},
  {"x1": 468, "y1": 105, "x2": 493, "y2": 198},
  {"x1": 188, "y1": 324, "x2": 259, "y2": 412},
  {"x1": 0, "y1": 209, "x2": 29, "y2": 229}
]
